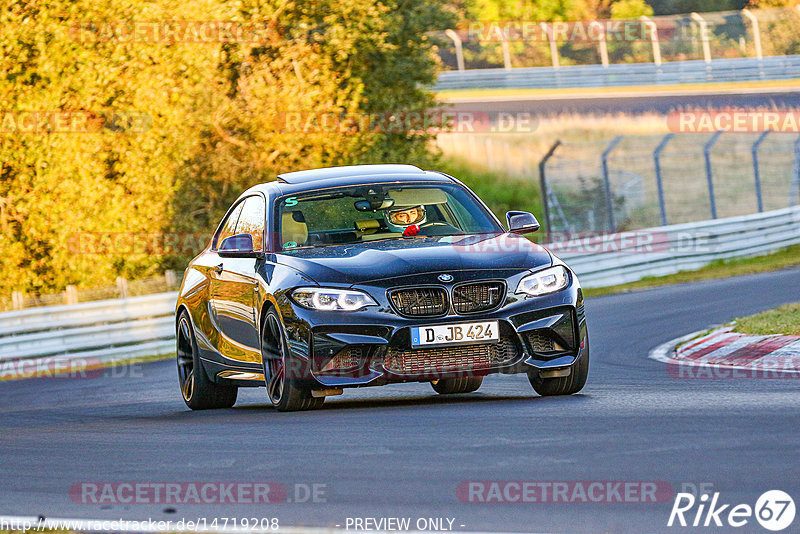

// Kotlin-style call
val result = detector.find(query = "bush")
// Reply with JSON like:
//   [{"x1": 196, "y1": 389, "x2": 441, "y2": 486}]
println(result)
[{"x1": 1, "y1": 0, "x2": 455, "y2": 294}]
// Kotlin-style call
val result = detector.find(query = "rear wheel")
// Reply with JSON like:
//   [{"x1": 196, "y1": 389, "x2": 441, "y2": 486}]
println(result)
[
  {"x1": 431, "y1": 376, "x2": 483, "y2": 394},
  {"x1": 176, "y1": 311, "x2": 238, "y2": 410},
  {"x1": 528, "y1": 352, "x2": 589, "y2": 396},
  {"x1": 261, "y1": 310, "x2": 324, "y2": 412}
]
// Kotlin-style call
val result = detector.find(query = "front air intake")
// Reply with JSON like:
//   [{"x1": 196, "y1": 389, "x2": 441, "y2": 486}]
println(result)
[{"x1": 389, "y1": 287, "x2": 448, "y2": 317}]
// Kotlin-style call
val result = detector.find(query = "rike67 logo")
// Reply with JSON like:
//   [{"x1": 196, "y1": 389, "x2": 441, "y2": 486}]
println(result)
[{"x1": 668, "y1": 490, "x2": 795, "y2": 531}]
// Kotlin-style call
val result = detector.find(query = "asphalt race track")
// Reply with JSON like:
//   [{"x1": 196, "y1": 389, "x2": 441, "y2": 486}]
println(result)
[
  {"x1": 447, "y1": 90, "x2": 800, "y2": 116},
  {"x1": 2, "y1": 267, "x2": 800, "y2": 533}
]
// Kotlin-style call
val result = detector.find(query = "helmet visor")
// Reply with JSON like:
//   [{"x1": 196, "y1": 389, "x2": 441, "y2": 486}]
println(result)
[{"x1": 387, "y1": 206, "x2": 425, "y2": 227}]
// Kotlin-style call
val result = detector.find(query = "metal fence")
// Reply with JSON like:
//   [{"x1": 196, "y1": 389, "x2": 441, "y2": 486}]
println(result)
[
  {"x1": 435, "y1": 55, "x2": 800, "y2": 90},
  {"x1": 0, "y1": 292, "x2": 176, "y2": 367},
  {"x1": 436, "y1": 6, "x2": 800, "y2": 72},
  {"x1": 557, "y1": 205, "x2": 800, "y2": 287},
  {"x1": 2, "y1": 271, "x2": 181, "y2": 312},
  {"x1": 540, "y1": 132, "x2": 800, "y2": 233}
]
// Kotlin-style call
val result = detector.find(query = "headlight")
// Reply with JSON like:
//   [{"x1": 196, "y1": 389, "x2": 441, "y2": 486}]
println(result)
[
  {"x1": 516, "y1": 266, "x2": 569, "y2": 296},
  {"x1": 291, "y1": 287, "x2": 377, "y2": 311}
]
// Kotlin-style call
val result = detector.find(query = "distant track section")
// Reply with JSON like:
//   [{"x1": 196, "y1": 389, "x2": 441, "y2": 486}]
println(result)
[{"x1": 446, "y1": 89, "x2": 800, "y2": 116}]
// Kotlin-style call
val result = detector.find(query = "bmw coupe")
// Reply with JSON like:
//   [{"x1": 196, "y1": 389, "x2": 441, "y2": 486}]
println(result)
[{"x1": 175, "y1": 164, "x2": 588, "y2": 411}]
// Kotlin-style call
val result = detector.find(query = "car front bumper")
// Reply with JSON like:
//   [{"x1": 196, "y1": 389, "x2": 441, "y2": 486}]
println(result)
[{"x1": 279, "y1": 277, "x2": 588, "y2": 388}]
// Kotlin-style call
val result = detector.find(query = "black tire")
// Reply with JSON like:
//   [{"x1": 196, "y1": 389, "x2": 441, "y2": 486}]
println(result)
[
  {"x1": 176, "y1": 311, "x2": 238, "y2": 410},
  {"x1": 261, "y1": 309, "x2": 324, "y2": 412},
  {"x1": 431, "y1": 376, "x2": 483, "y2": 394},
  {"x1": 528, "y1": 351, "x2": 589, "y2": 396}
]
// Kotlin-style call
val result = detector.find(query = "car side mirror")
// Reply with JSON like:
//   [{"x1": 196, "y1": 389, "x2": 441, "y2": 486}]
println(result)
[
  {"x1": 506, "y1": 211, "x2": 540, "y2": 234},
  {"x1": 218, "y1": 233, "x2": 264, "y2": 258}
]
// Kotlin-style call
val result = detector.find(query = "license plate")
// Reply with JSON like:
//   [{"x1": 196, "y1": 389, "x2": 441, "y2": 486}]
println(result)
[{"x1": 411, "y1": 320, "x2": 499, "y2": 348}]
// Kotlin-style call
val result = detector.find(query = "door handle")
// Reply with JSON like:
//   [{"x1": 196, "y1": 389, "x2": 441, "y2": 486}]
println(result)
[{"x1": 214, "y1": 263, "x2": 223, "y2": 274}]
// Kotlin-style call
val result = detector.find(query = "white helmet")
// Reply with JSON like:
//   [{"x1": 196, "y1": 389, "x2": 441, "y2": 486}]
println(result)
[{"x1": 384, "y1": 205, "x2": 426, "y2": 233}]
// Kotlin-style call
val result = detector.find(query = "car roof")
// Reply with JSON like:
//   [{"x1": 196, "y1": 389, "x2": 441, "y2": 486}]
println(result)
[
  {"x1": 241, "y1": 165, "x2": 456, "y2": 197},
  {"x1": 278, "y1": 164, "x2": 426, "y2": 184}
]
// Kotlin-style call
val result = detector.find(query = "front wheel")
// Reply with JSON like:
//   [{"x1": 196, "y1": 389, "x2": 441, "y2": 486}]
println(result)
[
  {"x1": 431, "y1": 376, "x2": 483, "y2": 394},
  {"x1": 528, "y1": 351, "x2": 589, "y2": 396},
  {"x1": 261, "y1": 310, "x2": 324, "y2": 412},
  {"x1": 176, "y1": 311, "x2": 238, "y2": 410}
]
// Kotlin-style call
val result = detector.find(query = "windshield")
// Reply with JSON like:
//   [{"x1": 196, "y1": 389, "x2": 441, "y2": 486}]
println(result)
[{"x1": 277, "y1": 182, "x2": 502, "y2": 250}]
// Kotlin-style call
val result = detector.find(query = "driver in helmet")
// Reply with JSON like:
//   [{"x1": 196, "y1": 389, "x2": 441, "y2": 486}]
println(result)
[{"x1": 384, "y1": 205, "x2": 426, "y2": 236}]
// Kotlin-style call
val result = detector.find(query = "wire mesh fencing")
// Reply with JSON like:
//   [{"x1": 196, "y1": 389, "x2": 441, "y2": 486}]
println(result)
[
  {"x1": 435, "y1": 6, "x2": 800, "y2": 70},
  {"x1": 540, "y1": 132, "x2": 800, "y2": 232}
]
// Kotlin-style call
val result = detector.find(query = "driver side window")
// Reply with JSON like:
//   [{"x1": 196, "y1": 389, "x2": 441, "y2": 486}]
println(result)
[
  {"x1": 236, "y1": 196, "x2": 265, "y2": 252},
  {"x1": 215, "y1": 202, "x2": 244, "y2": 249}
]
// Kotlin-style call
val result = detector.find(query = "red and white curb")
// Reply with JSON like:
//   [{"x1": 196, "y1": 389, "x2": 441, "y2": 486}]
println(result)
[{"x1": 649, "y1": 327, "x2": 800, "y2": 378}]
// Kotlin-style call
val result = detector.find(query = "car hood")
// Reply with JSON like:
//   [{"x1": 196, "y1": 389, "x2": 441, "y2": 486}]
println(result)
[{"x1": 275, "y1": 233, "x2": 552, "y2": 286}]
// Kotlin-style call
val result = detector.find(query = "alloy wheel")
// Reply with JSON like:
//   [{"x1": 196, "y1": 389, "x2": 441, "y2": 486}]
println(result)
[
  {"x1": 262, "y1": 313, "x2": 286, "y2": 405},
  {"x1": 176, "y1": 316, "x2": 195, "y2": 401}
]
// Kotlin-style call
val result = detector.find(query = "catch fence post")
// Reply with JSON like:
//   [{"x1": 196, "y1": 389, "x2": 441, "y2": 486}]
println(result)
[
  {"x1": 741, "y1": 9, "x2": 763, "y2": 61},
  {"x1": 703, "y1": 131, "x2": 723, "y2": 219},
  {"x1": 540, "y1": 23, "x2": 560, "y2": 69},
  {"x1": 12, "y1": 291, "x2": 24, "y2": 310},
  {"x1": 444, "y1": 30, "x2": 465, "y2": 71},
  {"x1": 64, "y1": 285, "x2": 78, "y2": 305},
  {"x1": 751, "y1": 130, "x2": 770, "y2": 213},
  {"x1": 653, "y1": 133, "x2": 674, "y2": 226},
  {"x1": 538, "y1": 140, "x2": 562, "y2": 233},
  {"x1": 690, "y1": 13, "x2": 712, "y2": 64},
  {"x1": 640, "y1": 16, "x2": 662, "y2": 66},
  {"x1": 117, "y1": 276, "x2": 129, "y2": 299},
  {"x1": 588, "y1": 21, "x2": 609, "y2": 67},
  {"x1": 601, "y1": 136, "x2": 623, "y2": 231},
  {"x1": 791, "y1": 134, "x2": 800, "y2": 206}
]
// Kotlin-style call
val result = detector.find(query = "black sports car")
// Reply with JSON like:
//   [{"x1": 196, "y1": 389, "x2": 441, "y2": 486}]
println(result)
[{"x1": 175, "y1": 164, "x2": 588, "y2": 411}]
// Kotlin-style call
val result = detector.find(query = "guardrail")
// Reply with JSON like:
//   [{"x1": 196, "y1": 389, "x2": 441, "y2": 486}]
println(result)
[
  {"x1": 557, "y1": 205, "x2": 800, "y2": 287},
  {"x1": 435, "y1": 55, "x2": 800, "y2": 91},
  {"x1": 1, "y1": 206, "x2": 798, "y2": 368},
  {"x1": 0, "y1": 293, "x2": 176, "y2": 368}
]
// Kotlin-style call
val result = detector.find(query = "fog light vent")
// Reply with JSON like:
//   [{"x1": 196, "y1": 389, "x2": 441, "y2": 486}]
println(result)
[
  {"x1": 525, "y1": 332, "x2": 555, "y2": 353},
  {"x1": 320, "y1": 347, "x2": 363, "y2": 373}
]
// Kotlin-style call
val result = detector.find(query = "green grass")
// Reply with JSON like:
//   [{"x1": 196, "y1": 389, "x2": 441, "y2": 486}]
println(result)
[
  {"x1": 583, "y1": 244, "x2": 800, "y2": 298},
  {"x1": 438, "y1": 156, "x2": 544, "y2": 227},
  {"x1": 733, "y1": 303, "x2": 800, "y2": 336}
]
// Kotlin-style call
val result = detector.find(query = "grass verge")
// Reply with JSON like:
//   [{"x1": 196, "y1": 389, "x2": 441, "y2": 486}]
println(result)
[
  {"x1": 733, "y1": 303, "x2": 800, "y2": 336},
  {"x1": 583, "y1": 244, "x2": 800, "y2": 298}
]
